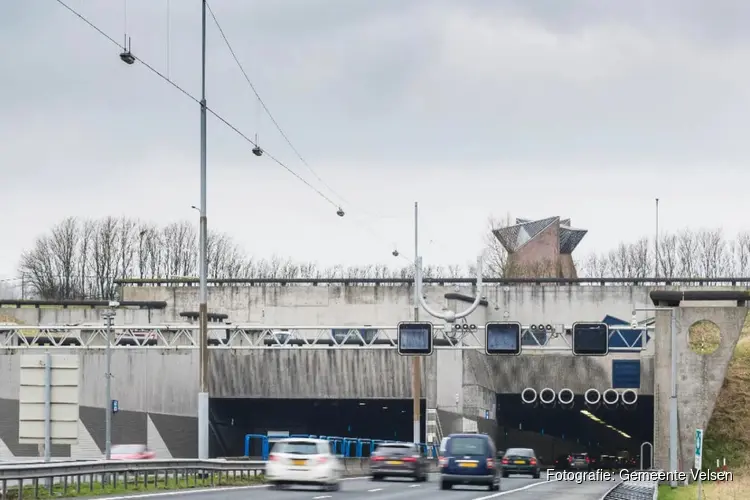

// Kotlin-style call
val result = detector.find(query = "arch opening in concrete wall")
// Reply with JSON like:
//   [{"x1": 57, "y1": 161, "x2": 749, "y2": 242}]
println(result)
[
  {"x1": 688, "y1": 319, "x2": 721, "y2": 355},
  {"x1": 495, "y1": 393, "x2": 653, "y2": 468},
  {"x1": 208, "y1": 398, "x2": 425, "y2": 458}
]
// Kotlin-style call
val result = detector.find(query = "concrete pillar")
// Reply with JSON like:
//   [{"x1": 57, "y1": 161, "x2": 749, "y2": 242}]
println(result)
[{"x1": 653, "y1": 305, "x2": 746, "y2": 472}]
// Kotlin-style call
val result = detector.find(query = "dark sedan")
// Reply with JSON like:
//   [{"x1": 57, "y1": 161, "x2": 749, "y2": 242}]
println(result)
[
  {"x1": 370, "y1": 442, "x2": 428, "y2": 481},
  {"x1": 500, "y1": 448, "x2": 540, "y2": 478}
]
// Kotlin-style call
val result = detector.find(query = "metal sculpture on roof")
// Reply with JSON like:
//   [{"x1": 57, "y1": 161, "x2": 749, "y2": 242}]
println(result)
[{"x1": 492, "y1": 217, "x2": 587, "y2": 279}]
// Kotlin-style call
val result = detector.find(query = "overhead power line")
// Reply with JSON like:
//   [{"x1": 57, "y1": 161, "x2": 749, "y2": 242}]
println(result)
[
  {"x1": 205, "y1": 1, "x2": 348, "y2": 207},
  {"x1": 53, "y1": 0, "x2": 340, "y2": 210}
]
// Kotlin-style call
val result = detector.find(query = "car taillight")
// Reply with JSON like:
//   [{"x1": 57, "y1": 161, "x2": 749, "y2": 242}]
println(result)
[
  {"x1": 486, "y1": 458, "x2": 494, "y2": 469},
  {"x1": 567, "y1": 456, "x2": 573, "y2": 463},
  {"x1": 438, "y1": 456, "x2": 448, "y2": 467},
  {"x1": 372, "y1": 456, "x2": 384, "y2": 461},
  {"x1": 586, "y1": 457, "x2": 590, "y2": 463},
  {"x1": 403, "y1": 456, "x2": 417, "y2": 462},
  {"x1": 269, "y1": 454, "x2": 279, "y2": 461},
  {"x1": 317, "y1": 456, "x2": 328, "y2": 464},
  {"x1": 501, "y1": 458, "x2": 509, "y2": 464},
  {"x1": 530, "y1": 459, "x2": 537, "y2": 465}
]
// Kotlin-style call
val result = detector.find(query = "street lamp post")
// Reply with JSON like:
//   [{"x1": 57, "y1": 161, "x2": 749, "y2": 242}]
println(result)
[
  {"x1": 412, "y1": 202, "x2": 421, "y2": 444},
  {"x1": 633, "y1": 306, "x2": 678, "y2": 488},
  {"x1": 197, "y1": 0, "x2": 210, "y2": 461},
  {"x1": 103, "y1": 301, "x2": 119, "y2": 461}
]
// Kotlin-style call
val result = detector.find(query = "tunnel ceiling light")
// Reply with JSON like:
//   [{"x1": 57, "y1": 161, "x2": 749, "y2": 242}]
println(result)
[
  {"x1": 359, "y1": 402, "x2": 366, "y2": 406},
  {"x1": 579, "y1": 410, "x2": 631, "y2": 439},
  {"x1": 382, "y1": 406, "x2": 388, "y2": 410}
]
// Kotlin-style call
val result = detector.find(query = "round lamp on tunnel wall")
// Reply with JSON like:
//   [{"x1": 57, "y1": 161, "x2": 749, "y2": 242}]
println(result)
[
  {"x1": 539, "y1": 388, "x2": 556, "y2": 406},
  {"x1": 602, "y1": 389, "x2": 619, "y2": 407},
  {"x1": 521, "y1": 388, "x2": 538, "y2": 405},
  {"x1": 621, "y1": 389, "x2": 638, "y2": 407},
  {"x1": 545, "y1": 324, "x2": 553, "y2": 331},
  {"x1": 557, "y1": 388, "x2": 574, "y2": 407},
  {"x1": 584, "y1": 388, "x2": 601, "y2": 406}
]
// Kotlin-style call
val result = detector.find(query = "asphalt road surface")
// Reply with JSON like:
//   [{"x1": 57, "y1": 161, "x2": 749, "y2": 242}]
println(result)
[{"x1": 96, "y1": 472, "x2": 619, "y2": 500}]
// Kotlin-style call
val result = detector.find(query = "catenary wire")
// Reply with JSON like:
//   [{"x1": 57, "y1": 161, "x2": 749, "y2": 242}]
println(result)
[
  {"x1": 51, "y1": 0, "x2": 458, "y2": 271},
  {"x1": 205, "y1": 1, "x2": 347, "y2": 206},
  {"x1": 53, "y1": 0, "x2": 339, "y2": 209}
]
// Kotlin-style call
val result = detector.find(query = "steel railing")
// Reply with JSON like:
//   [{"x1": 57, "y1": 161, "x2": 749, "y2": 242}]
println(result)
[
  {"x1": 0, "y1": 458, "x2": 266, "y2": 499},
  {"x1": 601, "y1": 478, "x2": 659, "y2": 499}
]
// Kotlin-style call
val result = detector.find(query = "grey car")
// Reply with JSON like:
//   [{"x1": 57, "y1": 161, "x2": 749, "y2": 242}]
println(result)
[
  {"x1": 569, "y1": 452, "x2": 591, "y2": 471},
  {"x1": 370, "y1": 442, "x2": 428, "y2": 481}
]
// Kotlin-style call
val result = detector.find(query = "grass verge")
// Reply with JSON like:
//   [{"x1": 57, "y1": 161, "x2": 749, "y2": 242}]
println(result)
[
  {"x1": 3, "y1": 472, "x2": 266, "y2": 499},
  {"x1": 657, "y1": 470, "x2": 750, "y2": 500}
]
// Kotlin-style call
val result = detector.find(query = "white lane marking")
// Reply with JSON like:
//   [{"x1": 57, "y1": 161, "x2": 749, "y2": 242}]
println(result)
[
  {"x1": 98, "y1": 475, "x2": 372, "y2": 499},
  {"x1": 471, "y1": 478, "x2": 557, "y2": 500},
  {"x1": 367, "y1": 487, "x2": 383, "y2": 492},
  {"x1": 312, "y1": 496, "x2": 332, "y2": 499},
  {"x1": 409, "y1": 484, "x2": 421, "y2": 488}
]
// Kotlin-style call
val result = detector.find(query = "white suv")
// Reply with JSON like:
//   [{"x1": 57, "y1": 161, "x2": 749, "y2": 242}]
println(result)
[{"x1": 266, "y1": 438, "x2": 342, "y2": 491}]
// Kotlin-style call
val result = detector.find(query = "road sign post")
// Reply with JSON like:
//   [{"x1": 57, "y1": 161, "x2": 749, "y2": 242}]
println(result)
[
  {"x1": 695, "y1": 428, "x2": 703, "y2": 499},
  {"x1": 19, "y1": 353, "x2": 79, "y2": 481}
]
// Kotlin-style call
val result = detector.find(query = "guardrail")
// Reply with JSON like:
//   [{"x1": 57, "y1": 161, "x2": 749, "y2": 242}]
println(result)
[
  {"x1": 245, "y1": 434, "x2": 440, "y2": 460},
  {"x1": 0, "y1": 458, "x2": 265, "y2": 499},
  {"x1": 602, "y1": 478, "x2": 658, "y2": 499},
  {"x1": 0, "y1": 457, "x2": 382, "y2": 499}
]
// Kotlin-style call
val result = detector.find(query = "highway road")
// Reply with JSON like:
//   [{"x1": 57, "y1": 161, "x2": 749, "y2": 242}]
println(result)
[{"x1": 97, "y1": 472, "x2": 619, "y2": 500}]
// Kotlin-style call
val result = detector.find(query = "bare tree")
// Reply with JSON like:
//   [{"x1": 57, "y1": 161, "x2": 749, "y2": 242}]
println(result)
[{"x1": 484, "y1": 214, "x2": 514, "y2": 277}]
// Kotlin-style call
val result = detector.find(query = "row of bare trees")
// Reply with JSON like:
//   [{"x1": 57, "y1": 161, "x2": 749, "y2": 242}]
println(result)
[{"x1": 14, "y1": 216, "x2": 750, "y2": 300}]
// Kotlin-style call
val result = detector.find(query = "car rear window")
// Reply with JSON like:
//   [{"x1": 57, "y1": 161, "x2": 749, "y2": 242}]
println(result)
[
  {"x1": 273, "y1": 441, "x2": 320, "y2": 455},
  {"x1": 448, "y1": 437, "x2": 487, "y2": 456},
  {"x1": 374, "y1": 444, "x2": 413, "y2": 455},
  {"x1": 505, "y1": 448, "x2": 534, "y2": 457},
  {"x1": 573, "y1": 453, "x2": 587, "y2": 459}
]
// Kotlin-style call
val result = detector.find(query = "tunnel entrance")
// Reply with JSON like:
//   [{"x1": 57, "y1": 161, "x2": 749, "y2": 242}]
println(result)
[
  {"x1": 209, "y1": 398, "x2": 426, "y2": 457},
  {"x1": 496, "y1": 392, "x2": 654, "y2": 470}
]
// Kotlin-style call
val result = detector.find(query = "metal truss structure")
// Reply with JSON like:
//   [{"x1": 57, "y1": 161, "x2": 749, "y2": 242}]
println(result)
[{"x1": 0, "y1": 324, "x2": 653, "y2": 351}]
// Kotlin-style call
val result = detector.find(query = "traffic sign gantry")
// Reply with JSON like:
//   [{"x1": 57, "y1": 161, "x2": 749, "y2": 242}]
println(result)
[
  {"x1": 572, "y1": 322, "x2": 609, "y2": 355},
  {"x1": 485, "y1": 322, "x2": 522, "y2": 355},
  {"x1": 397, "y1": 321, "x2": 434, "y2": 355}
]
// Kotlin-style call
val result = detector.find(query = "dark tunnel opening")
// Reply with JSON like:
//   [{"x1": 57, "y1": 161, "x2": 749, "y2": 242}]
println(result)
[
  {"x1": 496, "y1": 394, "x2": 654, "y2": 469},
  {"x1": 209, "y1": 398, "x2": 426, "y2": 457}
]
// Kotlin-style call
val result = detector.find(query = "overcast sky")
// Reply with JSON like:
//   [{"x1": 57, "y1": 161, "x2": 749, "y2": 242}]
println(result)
[{"x1": 2, "y1": 0, "x2": 750, "y2": 279}]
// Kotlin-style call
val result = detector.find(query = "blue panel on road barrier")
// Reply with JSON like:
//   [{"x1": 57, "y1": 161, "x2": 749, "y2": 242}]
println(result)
[{"x1": 612, "y1": 359, "x2": 641, "y2": 389}]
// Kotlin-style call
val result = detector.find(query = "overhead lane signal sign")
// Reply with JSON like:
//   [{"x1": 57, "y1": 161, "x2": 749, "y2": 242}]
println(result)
[
  {"x1": 485, "y1": 322, "x2": 522, "y2": 355},
  {"x1": 397, "y1": 321, "x2": 434, "y2": 355},
  {"x1": 572, "y1": 322, "x2": 609, "y2": 355}
]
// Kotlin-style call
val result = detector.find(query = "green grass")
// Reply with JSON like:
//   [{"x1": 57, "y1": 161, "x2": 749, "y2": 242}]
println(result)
[{"x1": 3, "y1": 472, "x2": 266, "y2": 499}]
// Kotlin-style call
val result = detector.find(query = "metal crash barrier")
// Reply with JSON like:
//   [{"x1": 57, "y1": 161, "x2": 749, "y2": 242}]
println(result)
[{"x1": 245, "y1": 434, "x2": 439, "y2": 459}]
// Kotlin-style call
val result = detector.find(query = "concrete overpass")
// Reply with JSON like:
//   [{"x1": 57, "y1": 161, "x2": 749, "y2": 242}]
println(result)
[{"x1": 0, "y1": 278, "x2": 746, "y2": 473}]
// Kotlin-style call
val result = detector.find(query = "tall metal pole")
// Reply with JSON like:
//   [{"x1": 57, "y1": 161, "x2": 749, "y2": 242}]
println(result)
[
  {"x1": 104, "y1": 312, "x2": 113, "y2": 460},
  {"x1": 43, "y1": 351, "x2": 51, "y2": 463},
  {"x1": 655, "y1": 198, "x2": 660, "y2": 279},
  {"x1": 669, "y1": 309, "x2": 678, "y2": 487},
  {"x1": 412, "y1": 202, "x2": 421, "y2": 445},
  {"x1": 197, "y1": 0, "x2": 210, "y2": 461}
]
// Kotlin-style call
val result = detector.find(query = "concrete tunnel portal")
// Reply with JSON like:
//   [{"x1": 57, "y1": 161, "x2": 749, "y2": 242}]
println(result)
[
  {"x1": 209, "y1": 398, "x2": 427, "y2": 458},
  {"x1": 496, "y1": 388, "x2": 653, "y2": 468}
]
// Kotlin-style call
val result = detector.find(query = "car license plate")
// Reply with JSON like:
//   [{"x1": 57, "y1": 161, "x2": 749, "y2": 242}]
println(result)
[
  {"x1": 459, "y1": 462, "x2": 477, "y2": 468},
  {"x1": 292, "y1": 459, "x2": 306, "y2": 466},
  {"x1": 386, "y1": 460, "x2": 403, "y2": 465},
  {"x1": 514, "y1": 460, "x2": 525, "y2": 464}
]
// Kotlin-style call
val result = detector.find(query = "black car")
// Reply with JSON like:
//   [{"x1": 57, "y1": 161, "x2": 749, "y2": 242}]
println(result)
[
  {"x1": 439, "y1": 433, "x2": 501, "y2": 491},
  {"x1": 500, "y1": 448, "x2": 540, "y2": 478},
  {"x1": 553, "y1": 454, "x2": 570, "y2": 470},
  {"x1": 369, "y1": 442, "x2": 428, "y2": 482}
]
